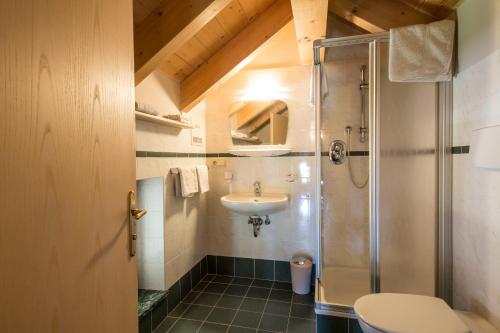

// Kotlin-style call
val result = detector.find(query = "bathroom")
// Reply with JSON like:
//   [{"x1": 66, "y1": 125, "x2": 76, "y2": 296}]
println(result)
[{"x1": 1, "y1": 0, "x2": 499, "y2": 333}]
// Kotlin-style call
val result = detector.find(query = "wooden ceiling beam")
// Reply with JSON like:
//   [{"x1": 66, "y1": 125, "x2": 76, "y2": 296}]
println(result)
[
  {"x1": 290, "y1": 0, "x2": 328, "y2": 64},
  {"x1": 179, "y1": 0, "x2": 293, "y2": 112},
  {"x1": 134, "y1": 0, "x2": 231, "y2": 85},
  {"x1": 328, "y1": 0, "x2": 436, "y2": 33}
]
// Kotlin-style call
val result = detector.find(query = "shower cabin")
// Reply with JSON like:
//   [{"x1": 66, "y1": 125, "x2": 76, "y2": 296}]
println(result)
[{"x1": 313, "y1": 32, "x2": 453, "y2": 317}]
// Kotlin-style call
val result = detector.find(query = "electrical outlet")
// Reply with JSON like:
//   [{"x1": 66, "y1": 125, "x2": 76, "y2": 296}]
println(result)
[{"x1": 209, "y1": 158, "x2": 226, "y2": 167}]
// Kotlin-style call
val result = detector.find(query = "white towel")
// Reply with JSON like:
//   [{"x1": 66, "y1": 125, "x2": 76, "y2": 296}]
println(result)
[
  {"x1": 196, "y1": 165, "x2": 210, "y2": 193},
  {"x1": 389, "y1": 19, "x2": 455, "y2": 82},
  {"x1": 135, "y1": 102, "x2": 159, "y2": 116},
  {"x1": 179, "y1": 167, "x2": 198, "y2": 198},
  {"x1": 171, "y1": 168, "x2": 182, "y2": 197},
  {"x1": 309, "y1": 63, "x2": 329, "y2": 106}
]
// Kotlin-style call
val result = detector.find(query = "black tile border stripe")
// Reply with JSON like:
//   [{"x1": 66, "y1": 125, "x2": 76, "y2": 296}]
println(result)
[
  {"x1": 451, "y1": 145, "x2": 470, "y2": 154},
  {"x1": 136, "y1": 146, "x2": 470, "y2": 159},
  {"x1": 136, "y1": 151, "x2": 315, "y2": 158}
]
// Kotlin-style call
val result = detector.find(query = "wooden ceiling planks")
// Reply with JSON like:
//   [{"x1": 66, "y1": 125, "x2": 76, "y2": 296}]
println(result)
[
  {"x1": 158, "y1": 0, "x2": 276, "y2": 81},
  {"x1": 400, "y1": 0, "x2": 460, "y2": 19},
  {"x1": 180, "y1": 0, "x2": 293, "y2": 111},
  {"x1": 133, "y1": 0, "x2": 231, "y2": 83}
]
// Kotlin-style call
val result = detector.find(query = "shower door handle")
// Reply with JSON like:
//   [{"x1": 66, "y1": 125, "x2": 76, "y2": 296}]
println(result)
[
  {"x1": 329, "y1": 140, "x2": 347, "y2": 165},
  {"x1": 128, "y1": 190, "x2": 147, "y2": 257}
]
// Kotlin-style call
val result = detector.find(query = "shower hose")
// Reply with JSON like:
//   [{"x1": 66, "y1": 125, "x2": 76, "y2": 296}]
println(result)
[{"x1": 346, "y1": 128, "x2": 369, "y2": 189}]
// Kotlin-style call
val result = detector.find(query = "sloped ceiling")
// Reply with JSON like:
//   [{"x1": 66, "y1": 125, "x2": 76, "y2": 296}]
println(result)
[{"x1": 133, "y1": 0, "x2": 460, "y2": 111}]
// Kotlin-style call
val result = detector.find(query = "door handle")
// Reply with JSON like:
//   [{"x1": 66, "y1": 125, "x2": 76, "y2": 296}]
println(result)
[
  {"x1": 128, "y1": 191, "x2": 147, "y2": 257},
  {"x1": 131, "y1": 209, "x2": 147, "y2": 219}
]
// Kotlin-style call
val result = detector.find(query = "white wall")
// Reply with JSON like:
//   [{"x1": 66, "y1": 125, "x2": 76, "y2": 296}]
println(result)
[
  {"x1": 204, "y1": 66, "x2": 317, "y2": 262},
  {"x1": 135, "y1": 69, "x2": 207, "y2": 289},
  {"x1": 453, "y1": 0, "x2": 500, "y2": 329},
  {"x1": 137, "y1": 177, "x2": 165, "y2": 290}
]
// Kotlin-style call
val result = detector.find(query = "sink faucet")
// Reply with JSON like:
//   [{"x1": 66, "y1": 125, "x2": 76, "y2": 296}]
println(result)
[{"x1": 253, "y1": 181, "x2": 262, "y2": 197}]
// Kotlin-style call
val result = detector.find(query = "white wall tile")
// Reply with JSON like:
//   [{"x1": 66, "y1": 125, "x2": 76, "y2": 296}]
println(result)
[{"x1": 452, "y1": 0, "x2": 500, "y2": 328}]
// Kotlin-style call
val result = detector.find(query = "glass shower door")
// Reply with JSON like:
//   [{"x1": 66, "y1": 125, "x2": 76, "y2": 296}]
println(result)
[
  {"x1": 377, "y1": 42, "x2": 438, "y2": 296},
  {"x1": 316, "y1": 35, "x2": 445, "y2": 312},
  {"x1": 318, "y1": 42, "x2": 371, "y2": 309}
]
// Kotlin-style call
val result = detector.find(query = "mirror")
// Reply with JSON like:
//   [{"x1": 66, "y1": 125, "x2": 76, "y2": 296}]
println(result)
[{"x1": 229, "y1": 100, "x2": 288, "y2": 145}]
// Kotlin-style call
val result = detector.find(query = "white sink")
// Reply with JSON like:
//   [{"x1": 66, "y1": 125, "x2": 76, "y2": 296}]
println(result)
[{"x1": 220, "y1": 193, "x2": 288, "y2": 216}]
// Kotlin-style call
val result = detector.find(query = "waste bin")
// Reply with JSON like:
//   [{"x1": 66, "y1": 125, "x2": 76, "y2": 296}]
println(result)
[{"x1": 290, "y1": 256, "x2": 312, "y2": 295}]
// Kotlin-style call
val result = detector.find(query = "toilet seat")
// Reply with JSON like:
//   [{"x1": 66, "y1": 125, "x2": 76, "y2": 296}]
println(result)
[{"x1": 354, "y1": 293, "x2": 470, "y2": 333}]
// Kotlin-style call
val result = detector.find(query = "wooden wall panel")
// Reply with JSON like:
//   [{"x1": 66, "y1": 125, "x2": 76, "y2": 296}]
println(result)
[{"x1": 0, "y1": 0, "x2": 137, "y2": 332}]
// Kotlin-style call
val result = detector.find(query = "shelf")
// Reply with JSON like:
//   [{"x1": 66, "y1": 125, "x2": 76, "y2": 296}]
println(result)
[
  {"x1": 228, "y1": 146, "x2": 291, "y2": 157},
  {"x1": 231, "y1": 135, "x2": 262, "y2": 144},
  {"x1": 135, "y1": 111, "x2": 194, "y2": 129}
]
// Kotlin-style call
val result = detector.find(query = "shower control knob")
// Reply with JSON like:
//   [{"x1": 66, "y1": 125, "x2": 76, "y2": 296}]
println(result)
[{"x1": 329, "y1": 140, "x2": 347, "y2": 165}]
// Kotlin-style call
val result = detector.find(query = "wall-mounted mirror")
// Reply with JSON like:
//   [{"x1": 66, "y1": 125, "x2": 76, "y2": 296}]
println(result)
[{"x1": 229, "y1": 100, "x2": 288, "y2": 145}]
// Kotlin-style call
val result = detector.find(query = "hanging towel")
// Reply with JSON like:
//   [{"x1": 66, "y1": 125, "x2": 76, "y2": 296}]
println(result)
[
  {"x1": 389, "y1": 19, "x2": 455, "y2": 82},
  {"x1": 196, "y1": 165, "x2": 210, "y2": 193},
  {"x1": 309, "y1": 63, "x2": 329, "y2": 106},
  {"x1": 171, "y1": 168, "x2": 182, "y2": 197},
  {"x1": 178, "y1": 167, "x2": 198, "y2": 198}
]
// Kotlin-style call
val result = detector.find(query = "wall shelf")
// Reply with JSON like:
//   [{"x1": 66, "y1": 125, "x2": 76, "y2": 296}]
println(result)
[{"x1": 135, "y1": 111, "x2": 194, "y2": 129}]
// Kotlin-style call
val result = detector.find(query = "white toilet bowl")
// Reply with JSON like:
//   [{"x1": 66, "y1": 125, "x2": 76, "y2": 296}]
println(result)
[{"x1": 354, "y1": 293, "x2": 470, "y2": 333}]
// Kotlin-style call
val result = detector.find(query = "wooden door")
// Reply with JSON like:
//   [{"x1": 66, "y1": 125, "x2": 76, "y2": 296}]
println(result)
[{"x1": 0, "y1": 0, "x2": 137, "y2": 332}]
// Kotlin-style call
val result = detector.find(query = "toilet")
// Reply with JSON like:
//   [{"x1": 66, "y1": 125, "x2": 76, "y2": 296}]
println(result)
[{"x1": 354, "y1": 293, "x2": 470, "y2": 333}]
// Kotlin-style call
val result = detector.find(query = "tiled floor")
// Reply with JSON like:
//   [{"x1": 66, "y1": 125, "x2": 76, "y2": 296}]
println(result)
[{"x1": 154, "y1": 275, "x2": 316, "y2": 333}]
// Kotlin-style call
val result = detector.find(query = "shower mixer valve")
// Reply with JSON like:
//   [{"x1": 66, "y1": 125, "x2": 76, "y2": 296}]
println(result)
[{"x1": 329, "y1": 140, "x2": 347, "y2": 165}]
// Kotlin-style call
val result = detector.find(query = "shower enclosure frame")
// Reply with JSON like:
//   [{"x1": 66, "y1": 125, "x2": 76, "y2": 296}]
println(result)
[{"x1": 313, "y1": 32, "x2": 453, "y2": 315}]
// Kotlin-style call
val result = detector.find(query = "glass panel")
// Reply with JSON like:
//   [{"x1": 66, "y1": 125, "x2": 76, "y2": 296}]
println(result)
[
  {"x1": 378, "y1": 42, "x2": 437, "y2": 296},
  {"x1": 319, "y1": 43, "x2": 371, "y2": 307}
]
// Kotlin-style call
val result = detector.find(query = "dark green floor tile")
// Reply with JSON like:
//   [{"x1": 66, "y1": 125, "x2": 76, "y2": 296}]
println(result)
[
  {"x1": 272, "y1": 282, "x2": 292, "y2": 291},
  {"x1": 240, "y1": 298, "x2": 266, "y2": 312},
  {"x1": 216, "y1": 295, "x2": 243, "y2": 309},
  {"x1": 206, "y1": 307, "x2": 237, "y2": 324},
  {"x1": 269, "y1": 290, "x2": 292, "y2": 302},
  {"x1": 292, "y1": 292, "x2": 314, "y2": 305},
  {"x1": 225, "y1": 284, "x2": 249, "y2": 296},
  {"x1": 183, "y1": 291, "x2": 200, "y2": 303},
  {"x1": 290, "y1": 304, "x2": 315, "y2": 320},
  {"x1": 232, "y1": 310, "x2": 262, "y2": 328},
  {"x1": 264, "y1": 300, "x2": 290, "y2": 316},
  {"x1": 235, "y1": 257, "x2": 254, "y2": 278},
  {"x1": 199, "y1": 322, "x2": 229, "y2": 333},
  {"x1": 217, "y1": 256, "x2": 235, "y2": 276},
  {"x1": 169, "y1": 303, "x2": 190, "y2": 317},
  {"x1": 258, "y1": 314, "x2": 288, "y2": 332},
  {"x1": 139, "y1": 313, "x2": 151, "y2": 333},
  {"x1": 194, "y1": 293, "x2": 220, "y2": 306},
  {"x1": 193, "y1": 282, "x2": 208, "y2": 292},
  {"x1": 228, "y1": 326, "x2": 256, "y2": 333},
  {"x1": 232, "y1": 277, "x2": 253, "y2": 286},
  {"x1": 205, "y1": 283, "x2": 228, "y2": 294},
  {"x1": 252, "y1": 279, "x2": 273, "y2": 288},
  {"x1": 255, "y1": 259, "x2": 274, "y2": 280},
  {"x1": 246, "y1": 287, "x2": 270, "y2": 299},
  {"x1": 287, "y1": 318, "x2": 315, "y2": 333},
  {"x1": 153, "y1": 317, "x2": 176, "y2": 333},
  {"x1": 349, "y1": 318, "x2": 364, "y2": 333},
  {"x1": 213, "y1": 275, "x2": 234, "y2": 284},
  {"x1": 317, "y1": 314, "x2": 348, "y2": 333},
  {"x1": 182, "y1": 304, "x2": 212, "y2": 321},
  {"x1": 168, "y1": 318, "x2": 202, "y2": 333},
  {"x1": 202, "y1": 274, "x2": 216, "y2": 282},
  {"x1": 208, "y1": 256, "x2": 217, "y2": 274},
  {"x1": 274, "y1": 261, "x2": 291, "y2": 282}
]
